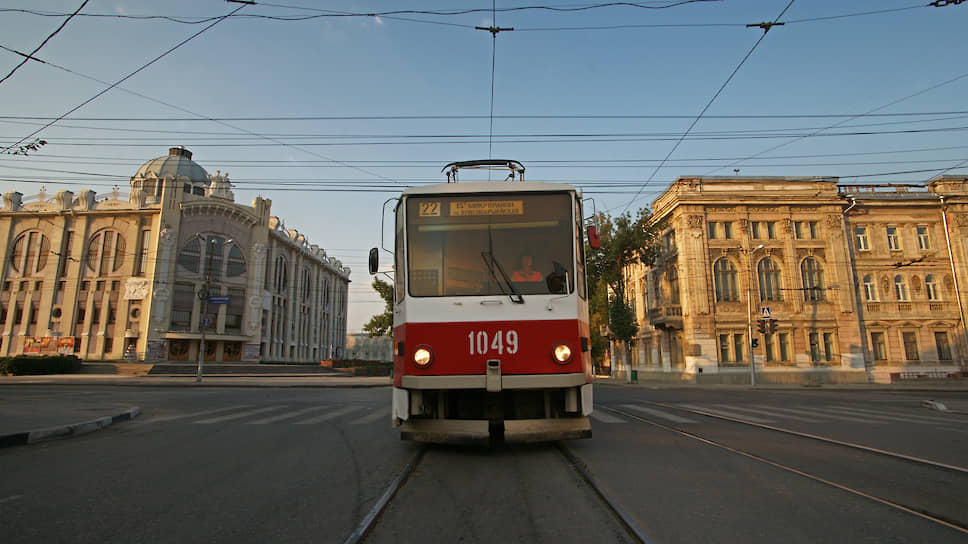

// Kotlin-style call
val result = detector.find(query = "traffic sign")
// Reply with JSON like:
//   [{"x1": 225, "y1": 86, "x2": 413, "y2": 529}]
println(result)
[
  {"x1": 202, "y1": 317, "x2": 213, "y2": 327},
  {"x1": 760, "y1": 306, "x2": 771, "y2": 319},
  {"x1": 208, "y1": 296, "x2": 230, "y2": 305}
]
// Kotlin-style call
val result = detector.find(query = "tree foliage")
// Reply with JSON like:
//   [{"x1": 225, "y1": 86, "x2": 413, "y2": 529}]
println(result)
[
  {"x1": 363, "y1": 277, "x2": 394, "y2": 338},
  {"x1": 586, "y1": 208, "x2": 662, "y2": 369}
]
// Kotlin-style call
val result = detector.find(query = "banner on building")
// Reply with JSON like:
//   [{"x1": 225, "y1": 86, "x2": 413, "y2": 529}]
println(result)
[
  {"x1": 23, "y1": 337, "x2": 78, "y2": 355},
  {"x1": 145, "y1": 340, "x2": 168, "y2": 362},
  {"x1": 243, "y1": 343, "x2": 261, "y2": 361}
]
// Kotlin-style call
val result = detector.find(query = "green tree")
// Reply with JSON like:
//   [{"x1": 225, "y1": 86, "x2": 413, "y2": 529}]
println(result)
[
  {"x1": 586, "y1": 208, "x2": 662, "y2": 373},
  {"x1": 363, "y1": 277, "x2": 394, "y2": 338}
]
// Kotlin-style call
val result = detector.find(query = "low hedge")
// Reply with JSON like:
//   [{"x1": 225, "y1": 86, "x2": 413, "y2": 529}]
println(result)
[{"x1": 0, "y1": 355, "x2": 82, "y2": 376}]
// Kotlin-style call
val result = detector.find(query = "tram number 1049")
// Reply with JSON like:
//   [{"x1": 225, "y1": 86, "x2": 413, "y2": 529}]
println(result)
[{"x1": 468, "y1": 330, "x2": 519, "y2": 355}]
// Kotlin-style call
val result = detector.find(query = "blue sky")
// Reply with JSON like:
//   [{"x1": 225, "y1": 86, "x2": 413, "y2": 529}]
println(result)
[{"x1": 2, "y1": 0, "x2": 967, "y2": 332}]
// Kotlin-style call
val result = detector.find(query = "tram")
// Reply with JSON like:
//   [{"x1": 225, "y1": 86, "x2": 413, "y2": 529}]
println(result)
[{"x1": 369, "y1": 160, "x2": 597, "y2": 444}]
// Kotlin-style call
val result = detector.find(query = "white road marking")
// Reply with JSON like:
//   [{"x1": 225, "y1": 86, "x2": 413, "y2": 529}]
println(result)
[
  {"x1": 349, "y1": 409, "x2": 391, "y2": 425},
  {"x1": 829, "y1": 405, "x2": 960, "y2": 425},
  {"x1": 790, "y1": 407, "x2": 888, "y2": 424},
  {"x1": 731, "y1": 404, "x2": 821, "y2": 423},
  {"x1": 0, "y1": 495, "x2": 23, "y2": 504},
  {"x1": 681, "y1": 404, "x2": 774, "y2": 423},
  {"x1": 247, "y1": 405, "x2": 331, "y2": 424},
  {"x1": 589, "y1": 411, "x2": 626, "y2": 424},
  {"x1": 144, "y1": 405, "x2": 254, "y2": 424},
  {"x1": 620, "y1": 404, "x2": 697, "y2": 424},
  {"x1": 195, "y1": 405, "x2": 287, "y2": 424},
  {"x1": 293, "y1": 405, "x2": 365, "y2": 425}
]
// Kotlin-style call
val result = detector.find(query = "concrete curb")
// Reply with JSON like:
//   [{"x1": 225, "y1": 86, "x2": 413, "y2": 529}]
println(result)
[{"x1": 0, "y1": 406, "x2": 141, "y2": 449}]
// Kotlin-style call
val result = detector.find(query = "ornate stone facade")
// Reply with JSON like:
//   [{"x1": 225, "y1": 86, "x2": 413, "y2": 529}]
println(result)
[
  {"x1": 620, "y1": 175, "x2": 968, "y2": 384},
  {"x1": 0, "y1": 147, "x2": 350, "y2": 363}
]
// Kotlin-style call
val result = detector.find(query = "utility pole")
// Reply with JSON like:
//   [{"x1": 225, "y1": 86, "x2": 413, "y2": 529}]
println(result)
[{"x1": 741, "y1": 244, "x2": 764, "y2": 386}]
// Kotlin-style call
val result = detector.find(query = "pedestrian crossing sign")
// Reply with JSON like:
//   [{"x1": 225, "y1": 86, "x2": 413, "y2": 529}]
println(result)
[{"x1": 761, "y1": 307, "x2": 771, "y2": 319}]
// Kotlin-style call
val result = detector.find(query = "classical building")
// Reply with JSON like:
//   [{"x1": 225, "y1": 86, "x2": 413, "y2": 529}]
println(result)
[
  {"x1": 0, "y1": 147, "x2": 350, "y2": 363},
  {"x1": 619, "y1": 175, "x2": 968, "y2": 384}
]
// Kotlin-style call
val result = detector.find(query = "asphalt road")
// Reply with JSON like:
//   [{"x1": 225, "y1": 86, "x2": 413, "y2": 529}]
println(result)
[{"x1": 1, "y1": 385, "x2": 966, "y2": 543}]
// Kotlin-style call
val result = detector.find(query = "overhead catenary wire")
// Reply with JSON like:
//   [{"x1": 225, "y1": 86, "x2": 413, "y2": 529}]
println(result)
[
  {"x1": 0, "y1": 3, "x2": 248, "y2": 155},
  {"x1": 621, "y1": 0, "x2": 796, "y2": 214},
  {"x1": 0, "y1": 0, "x2": 89, "y2": 87}
]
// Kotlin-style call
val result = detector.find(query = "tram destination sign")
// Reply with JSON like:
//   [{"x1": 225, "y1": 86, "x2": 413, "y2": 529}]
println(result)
[{"x1": 450, "y1": 200, "x2": 523, "y2": 216}]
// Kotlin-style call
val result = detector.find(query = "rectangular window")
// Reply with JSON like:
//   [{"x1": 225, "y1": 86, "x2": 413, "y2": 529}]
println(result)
[
  {"x1": 764, "y1": 333, "x2": 775, "y2": 362},
  {"x1": 794, "y1": 221, "x2": 803, "y2": 239},
  {"x1": 14, "y1": 305, "x2": 23, "y2": 324},
  {"x1": 871, "y1": 332, "x2": 887, "y2": 361},
  {"x1": 809, "y1": 221, "x2": 818, "y2": 239},
  {"x1": 28, "y1": 306, "x2": 36, "y2": 324},
  {"x1": 766, "y1": 221, "x2": 776, "y2": 239},
  {"x1": 823, "y1": 332, "x2": 834, "y2": 362},
  {"x1": 0, "y1": 304, "x2": 6, "y2": 324},
  {"x1": 855, "y1": 226, "x2": 869, "y2": 251},
  {"x1": 138, "y1": 230, "x2": 150, "y2": 276},
  {"x1": 59, "y1": 231, "x2": 74, "y2": 278},
  {"x1": 886, "y1": 226, "x2": 900, "y2": 251},
  {"x1": 917, "y1": 226, "x2": 930, "y2": 250},
  {"x1": 76, "y1": 305, "x2": 86, "y2": 324},
  {"x1": 171, "y1": 282, "x2": 195, "y2": 331},
  {"x1": 809, "y1": 332, "x2": 821, "y2": 362},
  {"x1": 902, "y1": 332, "x2": 919, "y2": 361},
  {"x1": 733, "y1": 333, "x2": 745, "y2": 363},
  {"x1": 81, "y1": 281, "x2": 90, "y2": 291},
  {"x1": 107, "y1": 305, "x2": 116, "y2": 324},
  {"x1": 723, "y1": 222, "x2": 733, "y2": 239},
  {"x1": 751, "y1": 222, "x2": 761, "y2": 239},
  {"x1": 719, "y1": 334, "x2": 730, "y2": 363},
  {"x1": 92, "y1": 305, "x2": 101, "y2": 325},
  {"x1": 707, "y1": 222, "x2": 718, "y2": 239},
  {"x1": 104, "y1": 336, "x2": 113, "y2": 353},
  {"x1": 935, "y1": 332, "x2": 952, "y2": 361},
  {"x1": 778, "y1": 332, "x2": 790, "y2": 362}
]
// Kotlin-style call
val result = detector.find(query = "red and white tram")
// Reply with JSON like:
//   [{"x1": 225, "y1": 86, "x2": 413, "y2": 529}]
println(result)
[{"x1": 369, "y1": 160, "x2": 596, "y2": 444}]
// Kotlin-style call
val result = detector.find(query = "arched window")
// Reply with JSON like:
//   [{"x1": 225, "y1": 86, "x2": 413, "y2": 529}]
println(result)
[
  {"x1": 863, "y1": 275, "x2": 877, "y2": 301},
  {"x1": 757, "y1": 258, "x2": 782, "y2": 301},
  {"x1": 86, "y1": 230, "x2": 127, "y2": 275},
  {"x1": 801, "y1": 258, "x2": 825, "y2": 301},
  {"x1": 894, "y1": 275, "x2": 909, "y2": 301},
  {"x1": 713, "y1": 258, "x2": 738, "y2": 302},
  {"x1": 274, "y1": 255, "x2": 289, "y2": 293},
  {"x1": 9, "y1": 231, "x2": 50, "y2": 276},
  {"x1": 177, "y1": 237, "x2": 201, "y2": 273},
  {"x1": 226, "y1": 244, "x2": 246, "y2": 277},
  {"x1": 925, "y1": 274, "x2": 940, "y2": 301},
  {"x1": 302, "y1": 267, "x2": 312, "y2": 301}
]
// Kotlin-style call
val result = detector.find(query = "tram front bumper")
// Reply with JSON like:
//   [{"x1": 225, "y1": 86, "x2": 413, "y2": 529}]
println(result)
[{"x1": 399, "y1": 417, "x2": 591, "y2": 445}]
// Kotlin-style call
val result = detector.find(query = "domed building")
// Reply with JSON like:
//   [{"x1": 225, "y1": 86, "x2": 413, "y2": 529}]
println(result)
[{"x1": 0, "y1": 147, "x2": 350, "y2": 363}]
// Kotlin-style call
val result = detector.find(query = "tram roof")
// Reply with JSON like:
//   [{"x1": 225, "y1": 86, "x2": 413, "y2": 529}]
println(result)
[{"x1": 402, "y1": 181, "x2": 577, "y2": 196}]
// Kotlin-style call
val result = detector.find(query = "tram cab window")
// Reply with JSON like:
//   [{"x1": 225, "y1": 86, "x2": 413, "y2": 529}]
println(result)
[{"x1": 407, "y1": 193, "x2": 574, "y2": 298}]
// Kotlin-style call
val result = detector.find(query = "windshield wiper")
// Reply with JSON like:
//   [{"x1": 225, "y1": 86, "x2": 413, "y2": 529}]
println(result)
[{"x1": 481, "y1": 251, "x2": 524, "y2": 304}]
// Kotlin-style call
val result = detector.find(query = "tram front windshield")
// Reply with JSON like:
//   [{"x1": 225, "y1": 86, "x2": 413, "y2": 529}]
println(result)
[{"x1": 406, "y1": 193, "x2": 574, "y2": 297}]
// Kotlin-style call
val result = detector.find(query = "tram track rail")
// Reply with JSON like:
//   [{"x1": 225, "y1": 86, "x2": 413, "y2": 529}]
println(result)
[
  {"x1": 344, "y1": 439, "x2": 654, "y2": 544},
  {"x1": 601, "y1": 403, "x2": 968, "y2": 536}
]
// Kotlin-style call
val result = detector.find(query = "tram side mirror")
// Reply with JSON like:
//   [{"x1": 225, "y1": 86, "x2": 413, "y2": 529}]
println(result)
[
  {"x1": 368, "y1": 247, "x2": 379, "y2": 274},
  {"x1": 587, "y1": 225, "x2": 601, "y2": 249}
]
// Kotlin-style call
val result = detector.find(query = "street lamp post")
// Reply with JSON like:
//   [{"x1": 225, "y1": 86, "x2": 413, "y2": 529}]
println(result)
[
  {"x1": 742, "y1": 244, "x2": 764, "y2": 386},
  {"x1": 196, "y1": 236, "x2": 232, "y2": 383}
]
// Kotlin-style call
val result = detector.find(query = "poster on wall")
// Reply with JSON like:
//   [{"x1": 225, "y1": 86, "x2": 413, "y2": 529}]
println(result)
[
  {"x1": 24, "y1": 337, "x2": 71, "y2": 354},
  {"x1": 242, "y1": 343, "x2": 261, "y2": 361},
  {"x1": 145, "y1": 340, "x2": 168, "y2": 362},
  {"x1": 57, "y1": 337, "x2": 77, "y2": 355}
]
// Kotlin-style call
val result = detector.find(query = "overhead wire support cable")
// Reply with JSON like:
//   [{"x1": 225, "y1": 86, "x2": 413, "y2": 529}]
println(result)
[
  {"x1": 0, "y1": 0, "x2": 89, "y2": 87},
  {"x1": 620, "y1": 0, "x2": 795, "y2": 213},
  {"x1": 0, "y1": 2, "x2": 248, "y2": 155}
]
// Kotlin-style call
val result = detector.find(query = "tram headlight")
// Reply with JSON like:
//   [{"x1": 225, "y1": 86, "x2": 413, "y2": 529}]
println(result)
[
  {"x1": 552, "y1": 343, "x2": 573, "y2": 364},
  {"x1": 413, "y1": 345, "x2": 434, "y2": 367}
]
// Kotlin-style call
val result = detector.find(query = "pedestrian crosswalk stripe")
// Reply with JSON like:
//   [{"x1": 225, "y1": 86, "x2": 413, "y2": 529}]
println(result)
[
  {"x1": 735, "y1": 405, "x2": 821, "y2": 423},
  {"x1": 620, "y1": 404, "x2": 697, "y2": 424},
  {"x1": 590, "y1": 411, "x2": 626, "y2": 424},
  {"x1": 812, "y1": 406, "x2": 936, "y2": 424},
  {"x1": 349, "y1": 409, "x2": 390, "y2": 425},
  {"x1": 293, "y1": 405, "x2": 365, "y2": 425},
  {"x1": 769, "y1": 405, "x2": 883, "y2": 424},
  {"x1": 829, "y1": 405, "x2": 956, "y2": 424},
  {"x1": 147, "y1": 404, "x2": 254, "y2": 424},
  {"x1": 682, "y1": 404, "x2": 774, "y2": 423},
  {"x1": 195, "y1": 405, "x2": 287, "y2": 424},
  {"x1": 247, "y1": 405, "x2": 331, "y2": 425}
]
